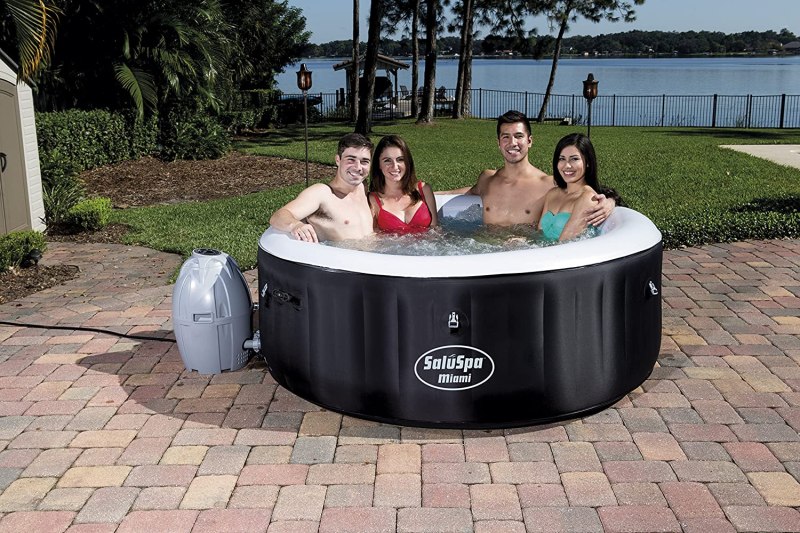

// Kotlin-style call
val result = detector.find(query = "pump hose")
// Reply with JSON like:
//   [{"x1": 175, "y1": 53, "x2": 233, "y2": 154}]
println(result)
[{"x1": 0, "y1": 319, "x2": 176, "y2": 343}]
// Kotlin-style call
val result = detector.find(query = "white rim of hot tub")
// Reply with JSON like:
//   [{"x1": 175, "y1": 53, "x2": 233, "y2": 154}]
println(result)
[{"x1": 259, "y1": 195, "x2": 662, "y2": 278}]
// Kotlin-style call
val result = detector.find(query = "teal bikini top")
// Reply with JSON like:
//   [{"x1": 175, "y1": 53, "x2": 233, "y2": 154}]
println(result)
[{"x1": 541, "y1": 211, "x2": 571, "y2": 241}]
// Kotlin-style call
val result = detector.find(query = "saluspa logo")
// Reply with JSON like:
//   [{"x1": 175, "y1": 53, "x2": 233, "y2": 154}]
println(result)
[{"x1": 414, "y1": 345, "x2": 495, "y2": 391}]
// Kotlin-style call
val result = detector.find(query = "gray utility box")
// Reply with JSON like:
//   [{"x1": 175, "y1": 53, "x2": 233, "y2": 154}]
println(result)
[{"x1": 172, "y1": 249, "x2": 252, "y2": 374}]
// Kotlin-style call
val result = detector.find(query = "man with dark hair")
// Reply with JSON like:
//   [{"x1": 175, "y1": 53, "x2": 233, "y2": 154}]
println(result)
[
  {"x1": 270, "y1": 133, "x2": 374, "y2": 242},
  {"x1": 443, "y1": 110, "x2": 613, "y2": 226}
]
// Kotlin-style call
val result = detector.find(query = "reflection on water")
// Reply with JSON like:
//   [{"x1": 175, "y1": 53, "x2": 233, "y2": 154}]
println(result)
[{"x1": 327, "y1": 204, "x2": 597, "y2": 256}]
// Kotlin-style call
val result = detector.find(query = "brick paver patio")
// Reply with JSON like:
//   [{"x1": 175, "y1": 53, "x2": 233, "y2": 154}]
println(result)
[{"x1": 0, "y1": 239, "x2": 798, "y2": 532}]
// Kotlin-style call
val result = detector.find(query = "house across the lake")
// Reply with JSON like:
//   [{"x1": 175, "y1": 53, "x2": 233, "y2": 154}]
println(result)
[{"x1": 784, "y1": 41, "x2": 800, "y2": 54}]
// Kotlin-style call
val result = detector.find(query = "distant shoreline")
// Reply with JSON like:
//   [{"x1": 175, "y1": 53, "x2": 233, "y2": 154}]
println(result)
[
  {"x1": 277, "y1": 55, "x2": 799, "y2": 98},
  {"x1": 302, "y1": 52, "x2": 798, "y2": 62}
]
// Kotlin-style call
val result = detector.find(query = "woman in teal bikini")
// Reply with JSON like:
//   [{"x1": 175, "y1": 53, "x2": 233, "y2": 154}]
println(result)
[{"x1": 537, "y1": 133, "x2": 602, "y2": 241}]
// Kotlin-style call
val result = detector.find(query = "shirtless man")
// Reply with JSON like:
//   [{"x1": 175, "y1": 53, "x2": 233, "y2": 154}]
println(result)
[
  {"x1": 269, "y1": 133, "x2": 374, "y2": 243},
  {"x1": 443, "y1": 110, "x2": 613, "y2": 226}
]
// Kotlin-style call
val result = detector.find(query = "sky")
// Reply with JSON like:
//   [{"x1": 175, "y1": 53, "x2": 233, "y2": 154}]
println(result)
[{"x1": 286, "y1": 1, "x2": 800, "y2": 44}]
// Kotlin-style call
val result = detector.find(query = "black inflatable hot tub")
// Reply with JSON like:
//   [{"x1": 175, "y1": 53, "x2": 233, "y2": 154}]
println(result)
[{"x1": 257, "y1": 196, "x2": 662, "y2": 428}]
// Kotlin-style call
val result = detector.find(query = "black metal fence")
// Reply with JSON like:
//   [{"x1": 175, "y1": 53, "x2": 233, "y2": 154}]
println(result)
[{"x1": 279, "y1": 89, "x2": 800, "y2": 128}]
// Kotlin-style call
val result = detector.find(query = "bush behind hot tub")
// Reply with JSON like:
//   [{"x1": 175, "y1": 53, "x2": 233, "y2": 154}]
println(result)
[{"x1": 656, "y1": 194, "x2": 800, "y2": 249}]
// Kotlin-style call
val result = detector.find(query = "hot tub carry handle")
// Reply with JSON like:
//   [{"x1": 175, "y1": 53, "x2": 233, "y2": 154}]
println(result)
[
  {"x1": 445, "y1": 310, "x2": 469, "y2": 334},
  {"x1": 448, "y1": 312, "x2": 460, "y2": 331},
  {"x1": 271, "y1": 288, "x2": 302, "y2": 310},
  {"x1": 647, "y1": 280, "x2": 659, "y2": 297}
]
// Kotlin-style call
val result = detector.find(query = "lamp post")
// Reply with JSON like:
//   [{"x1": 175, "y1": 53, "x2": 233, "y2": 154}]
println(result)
[
  {"x1": 582, "y1": 73, "x2": 599, "y2": 139},
  {"x1": 296, "y1": 63, "x2": 313, "y2": 187}
]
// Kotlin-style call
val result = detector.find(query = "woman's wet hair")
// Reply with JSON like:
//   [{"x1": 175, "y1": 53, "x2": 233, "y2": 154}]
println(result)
[
  {"x1": 552, "y1": 133, "x2": 599, "y2": 190},
  {"x1": 369, "y1": 135, "x2": 421, "y2": 202}
]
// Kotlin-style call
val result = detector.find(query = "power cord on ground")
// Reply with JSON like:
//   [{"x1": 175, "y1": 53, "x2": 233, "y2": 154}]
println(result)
[{"x1": 0, "y1": 319, "x2": 175, "y2": 343}]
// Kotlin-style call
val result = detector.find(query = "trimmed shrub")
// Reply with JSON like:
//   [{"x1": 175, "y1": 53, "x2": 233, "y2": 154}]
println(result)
[
  {"x1": 161, "y1": 110, "x2": 231, "y2": 161},
  {"x1": 217, "y1": 88, "x2": 280, "y2": 132},
  {"x1": 39, "y1": 149, "x2": 82, "y2": 188},
  {"x1": 37, "y1": 110, "x2": 129, "y2": 171},
  {"x1": 65, "y1": 197, "x2": 113, "y2": 232},
  {"x1": 126, "y1": 112, "x2": 159, "y2": 159},
  {"x1": 659, "y1": 209, "x2": 800, "y2": 249},
  {"x1": 218, "y1": 109, "x2": 260, "y2": 134},
  {"x1": 36, "y1": 109, "x2": 158, "y2": 172},
  {"x1": 0, "y1": 231, "x2": 47, "y2": 272}
]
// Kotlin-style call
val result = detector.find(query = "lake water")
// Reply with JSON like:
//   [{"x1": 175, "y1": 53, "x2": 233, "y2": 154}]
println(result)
[{"x1": 277, "y1": 56, "x2": 800, "y2": 97}]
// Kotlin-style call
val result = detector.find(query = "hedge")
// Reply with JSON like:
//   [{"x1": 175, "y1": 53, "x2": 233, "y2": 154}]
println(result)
[{"x1": 36, "y1": 109, "x2": 158, "y2": 172}]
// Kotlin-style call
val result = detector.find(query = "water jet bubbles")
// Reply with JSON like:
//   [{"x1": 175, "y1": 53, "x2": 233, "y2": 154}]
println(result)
[{"x1": 327, "y1": 214, "x2": 552, "y2": 256}]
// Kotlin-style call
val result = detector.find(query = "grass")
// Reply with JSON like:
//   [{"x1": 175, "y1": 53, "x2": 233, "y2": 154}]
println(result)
[{"x1": 114, "y1": 118, "x2": 800, "y2": 269}]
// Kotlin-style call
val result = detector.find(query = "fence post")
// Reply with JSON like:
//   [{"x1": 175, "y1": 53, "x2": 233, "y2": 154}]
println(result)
[
  {"x1": 746, "y1": 94, "x2": 753, "y2": 128},
  {"x1": 660, "y1": 95, "x2": 665, "y2": 127},
  {"x1": 780, "y1": 93, "x2": 786, "y2": 129},
  {"x1": 612, "y1": 95, "x2": 616, "y2": 126},
  {"x1": 479, "y1": 88, "x2": 483, "y2": 119},
  {"x1": 711, "y1": 94, "x2": 717, "y2": 128},
  {"x1": 570, "y1": 95, "x2": 574, "y2": 123}
]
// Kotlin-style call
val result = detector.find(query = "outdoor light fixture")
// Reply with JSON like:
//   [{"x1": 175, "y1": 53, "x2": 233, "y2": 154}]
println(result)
[
  {"x1": 582, "y1": 73, "x2": 599, "y2": 139},
  {"x1": 296, "y1": 63, "x2": 313, "y2": 187},
  {"x1": 296, "y1": 63, "x2": 313, "y2": 92}
]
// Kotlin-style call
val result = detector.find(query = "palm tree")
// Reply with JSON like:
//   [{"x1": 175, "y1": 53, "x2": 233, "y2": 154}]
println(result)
[
  {"x1": 114, "y1": 1, "x2": 231, "y2": 119},
  {"x1": 31, "y1": 0, "x2": 230, "y2": 119},
  {"x1": 0, "y1": 0, "x2": 59, "y2": 82}
]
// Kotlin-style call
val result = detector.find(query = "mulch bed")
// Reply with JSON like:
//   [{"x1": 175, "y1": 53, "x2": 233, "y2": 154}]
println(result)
[
  {"x1": 79, "y1": 151, "x2": 334, "y2": 208},
  {"x1": 0, "y1": 152, "x2": 331, "y2": 305},
  {"x1": 0, "y1": 265, "x2": 80, "y2": 306}
]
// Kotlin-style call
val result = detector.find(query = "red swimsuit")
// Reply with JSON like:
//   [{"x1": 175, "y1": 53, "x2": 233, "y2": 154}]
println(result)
[{"x1": 372, "y1": 182, "x2": 432, "y2": 234}]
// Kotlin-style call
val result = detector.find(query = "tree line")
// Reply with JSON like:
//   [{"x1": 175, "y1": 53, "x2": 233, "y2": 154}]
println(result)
[{"x1": 308, "y1": 28, "x2": 798, "y2": 59}]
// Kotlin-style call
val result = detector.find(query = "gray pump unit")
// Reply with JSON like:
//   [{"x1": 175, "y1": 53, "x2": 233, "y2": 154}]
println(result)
[{"x1": 172, "y1": 248, "x2": 253, "y2": 374}]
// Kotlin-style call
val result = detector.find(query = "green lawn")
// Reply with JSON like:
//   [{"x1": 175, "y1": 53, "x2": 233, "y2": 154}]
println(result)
[{"x1": 114, "y1": 119, "x2": 800, "y2": 269}]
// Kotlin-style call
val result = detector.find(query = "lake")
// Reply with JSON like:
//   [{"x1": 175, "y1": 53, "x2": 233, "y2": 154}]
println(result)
[{"x1": 277, "y1": 56, "x2": 800, "y2": 97}]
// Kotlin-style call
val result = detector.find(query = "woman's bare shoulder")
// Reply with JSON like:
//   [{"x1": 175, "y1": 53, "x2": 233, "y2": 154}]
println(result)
[{"x1": 576, "y1": 185, "x2": 599, "y2": 205}]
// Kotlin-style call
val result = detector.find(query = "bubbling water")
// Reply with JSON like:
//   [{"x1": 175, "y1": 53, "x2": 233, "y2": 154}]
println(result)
[{"x1": 327, "y1": 204, "x2": 598, "y2": 256}]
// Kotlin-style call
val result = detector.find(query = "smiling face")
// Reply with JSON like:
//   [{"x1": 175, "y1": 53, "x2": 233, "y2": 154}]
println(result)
[
  {"x1": 335, "y1": 146, "x2": 372, "y2": 187},
  {"x1": 556, "y1": 145, "x2": 586, "y2": 186},
  {"x1": 379, "y1": 146, "x2": 406, "y2": 184},
  {"x1": 369, "y1": 135, "x2": 418, "y2": 196},
  {"x1": 497, "y1": 122, "x2": 532, "y2": 164}
]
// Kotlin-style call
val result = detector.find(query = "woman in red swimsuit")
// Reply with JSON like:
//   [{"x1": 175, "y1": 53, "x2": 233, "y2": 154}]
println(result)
[{"x1": 368, "y1": 135, "x2": 438, "y2": 234}]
